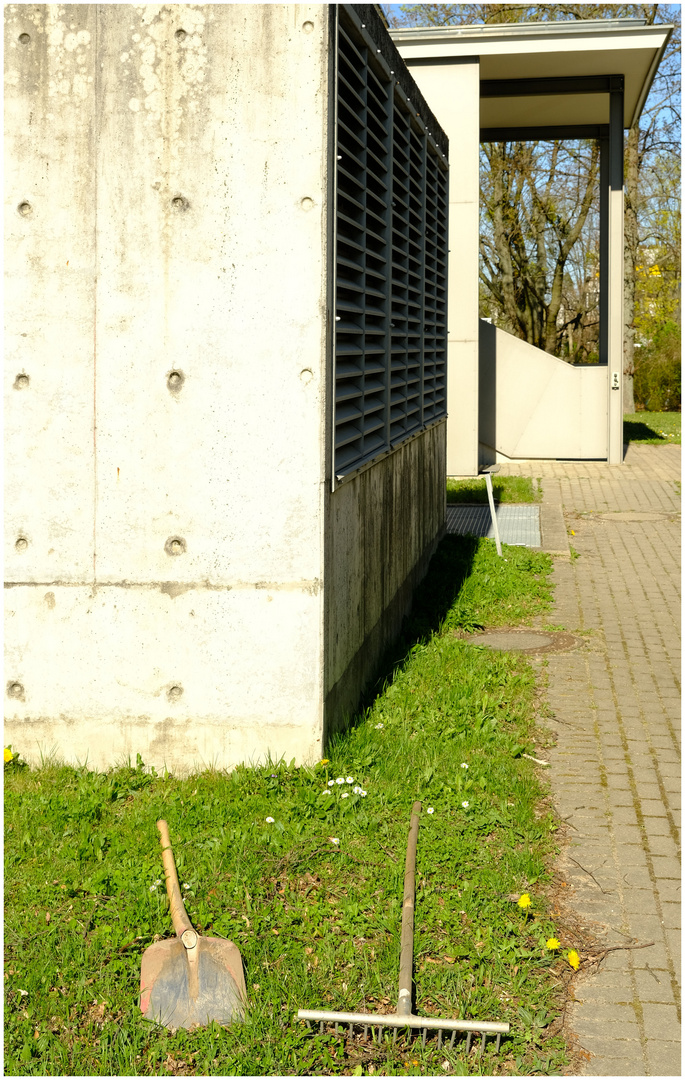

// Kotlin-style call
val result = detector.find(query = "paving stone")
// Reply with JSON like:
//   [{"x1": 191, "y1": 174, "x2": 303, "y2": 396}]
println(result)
[
  {"x1": 606, "y1": 775, "x2": 632, "y2": 790},
  {"x1": 622, "y1": 888, "x2": 660, "y2": 915},
  {"x1": 630, "y1": 941, "x2": 673, "y2": 970},
  {"x1": 644, "y1": 1040, "x2": 682, "y2": 1078},
  {"x1": 640, "y1": 799, "x2": 674, "y2": 815},
  {"x1": 646, "y1": 834, "x2": 680, "y2": 858},
  {"x1": 633, "y1": 968, "x2": 679, "y2": 1003},
  {"x1": 583, "y1": 1055, "x2": 646, "y2": 1076},
  {"x1": 659, "y1": 902, "x2": 681, "y2": 929},
  {"x1": 612, "y1": 825, "x2": 644, "y2": 843},
  {"x1": 642, "y1": 817, "x2": 677, "y2": 838},
  {"x1": 609, "y1": 806, "x2": 639, "y2": 825},
  {"x1": 576, "y1": 1034, "x2": 642, "y2": 1056},
  {"x1": 596, "y1": 947, "x2": 638, "y2": 974},
  {"x1": 573, "y1": 1003, "x2": 639, "y2": 1024},
  {"x1": 621, "y1": 865, "x2": 653, "y2": 887},
  {"x1": 500, "y1": 449, "x2": 682, "y2": 1077},
  {"x1": 573, "y1": 977, "x2": 635, "y2": 1001},
  {"x1": 575, "y1": 1019, "x2": 643, "y2": 1048},
  {"x1": 640, "y1": 1002, "x2": 681, "y2": 1040},
  {"x1": 607, "y1": 791, "x2": 636, "y2": 808},
  {"x1": 635, "y1": 783, "x2": 664, "y2": 800},
  {"x1": 649, "y1": 855, "x2": 681, "y2": 878}
]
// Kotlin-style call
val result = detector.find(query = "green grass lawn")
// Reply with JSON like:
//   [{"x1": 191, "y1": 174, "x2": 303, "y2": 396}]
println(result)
[
  {"x1": 447, "y1": 476, "x2": 541, "y2": 505},
  {"x1": 624, "y1": 412, "x2": 681, "y2": 445},
  {"x1": 5, "y1": 538, "x2": 576, "y2": 1077}
]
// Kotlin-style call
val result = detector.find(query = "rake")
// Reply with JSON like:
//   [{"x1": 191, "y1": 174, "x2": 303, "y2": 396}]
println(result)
[{"x1": 298, "y1": 801, "x2": 509, "y2": 1055}]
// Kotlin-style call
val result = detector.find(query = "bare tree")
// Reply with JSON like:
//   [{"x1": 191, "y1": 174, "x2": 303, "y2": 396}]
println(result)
[{"x1": 480, "y1": 139, "x2": 600, "y2": 355}]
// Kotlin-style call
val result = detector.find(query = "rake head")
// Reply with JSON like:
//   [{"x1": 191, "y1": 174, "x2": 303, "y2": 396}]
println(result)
[
  {"x1": 297, "y1": 804, "x2": 510, "y2": 1059},
  {"x1": 297, "y1": 1008, "x2": 509, "y2": 1055}
]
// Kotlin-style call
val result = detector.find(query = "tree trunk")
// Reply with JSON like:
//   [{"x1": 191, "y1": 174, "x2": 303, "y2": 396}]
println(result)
[{"x1": 623, "y1": 124, "x2": 639, "y2": 413}]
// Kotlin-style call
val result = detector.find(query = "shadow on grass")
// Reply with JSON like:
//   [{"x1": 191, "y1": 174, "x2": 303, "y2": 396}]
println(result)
[
  {"x1": 358, "y1": 534, "x2": 480, "y2": 711},
  {"x1": 623, "y1": 419, "x2": 666, "y2": 443}
]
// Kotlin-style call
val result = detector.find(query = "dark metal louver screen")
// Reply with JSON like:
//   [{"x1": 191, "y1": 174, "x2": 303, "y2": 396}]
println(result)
[{"x1": 334, "y1": 7, "x2": 448, "y2": 482}]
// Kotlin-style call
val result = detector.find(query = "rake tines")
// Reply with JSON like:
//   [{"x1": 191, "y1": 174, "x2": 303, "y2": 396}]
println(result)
[
  {"x1": 298, "y1": 803, "x2": 509, "y2": 1056},
  {"x1": 300, "y1": 1012, "x2": 505, "y2": 1054}
]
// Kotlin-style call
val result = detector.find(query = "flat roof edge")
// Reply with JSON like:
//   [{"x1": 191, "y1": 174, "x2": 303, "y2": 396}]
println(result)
[
  {"x1": 391, "y1": 20, "x2": 674, "y2": 131},
  {"x1": 389, "y1": 20, "x2": 673, "y2": 45}
]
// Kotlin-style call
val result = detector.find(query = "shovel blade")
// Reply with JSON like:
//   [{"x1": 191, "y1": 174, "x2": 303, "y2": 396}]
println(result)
[{"x1": 140, "y1": 935, "x2": 246, "y2": 1031}]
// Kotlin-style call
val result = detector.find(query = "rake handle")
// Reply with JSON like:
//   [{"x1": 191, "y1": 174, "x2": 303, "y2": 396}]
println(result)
[
  {"x1": 157, "y1": 820, "x2": 195, "y2": 939},
  {"x1": 398, "y1": 801, "x2": 422, "y2": 1017}
]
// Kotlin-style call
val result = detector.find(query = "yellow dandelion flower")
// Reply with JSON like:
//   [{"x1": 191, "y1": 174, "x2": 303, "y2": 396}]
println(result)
[
  {"x1": 517, "y1": 893, "x2": 532, "y2": 909},
  {"x1": 320, "y1": 759, "x2": 329, "y2": 765},
  {"x1": 546, "y1": 937, "x2": 560, "y2": 950},
  {"x1": 4, "y1": 748, "x2": 13, "y2": 763},
  {"x1": 567, "y1": 949, "x2": 580, "y2": 970}
]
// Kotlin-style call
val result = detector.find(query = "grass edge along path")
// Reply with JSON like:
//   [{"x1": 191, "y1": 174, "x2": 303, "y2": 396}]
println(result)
[
  {"x1": 6, "y1": 537, "x2": 576, "y2": 1077},
  {"x1": 446, "y1": 476, "x2": 541, "y2": 505}
]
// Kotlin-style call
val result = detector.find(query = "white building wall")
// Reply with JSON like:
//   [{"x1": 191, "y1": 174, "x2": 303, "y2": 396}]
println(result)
[
  {"x1": 5, "y1": 3, "x2": 331, "y2": 772},
  {"x1": 395, "y1": 56, "x2": 481, "y2": 477},
  {"x1": 479, "y1": 322, "x2": 608, "y2": 461}
]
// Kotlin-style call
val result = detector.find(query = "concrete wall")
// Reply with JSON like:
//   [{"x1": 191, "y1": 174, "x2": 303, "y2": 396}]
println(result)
[
  {"x1": 5, "y1": 4, "x2": 448, "y2": 773},
  {"x1": 324, "y1": 423, "x2": 446, "y2": 737},
  {"x1": 399, "y1": 58, "x2": 481, "y2": 477},
  {"x1": 479, "y1": 321, "x2": 608, "y2": 462},
  {"x1": 5, "y1": 3, "x2": 332, "y2": 772}
]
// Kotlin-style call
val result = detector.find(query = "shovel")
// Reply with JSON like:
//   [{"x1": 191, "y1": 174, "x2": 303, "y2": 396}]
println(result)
[{"x1": 140, "y1": 819, "x2": 247, "y2": 1030}]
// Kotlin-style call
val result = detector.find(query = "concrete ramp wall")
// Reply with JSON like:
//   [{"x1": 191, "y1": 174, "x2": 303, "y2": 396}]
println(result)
[{"x1": 479, "y1": 320, "x2": 608, "y2": 463}]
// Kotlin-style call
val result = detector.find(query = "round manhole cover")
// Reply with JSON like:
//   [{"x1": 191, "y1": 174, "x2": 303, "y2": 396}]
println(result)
[
  {"x1": 597, "y1": 511, "x2": 673, "y2": 523},
  {"x1": 462, "y1": 629, "x2": 580, "y2": 654}
]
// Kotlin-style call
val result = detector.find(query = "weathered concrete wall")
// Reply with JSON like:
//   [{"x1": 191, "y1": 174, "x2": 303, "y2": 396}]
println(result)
[
  {"x1": 6, "y1": 4, "x2": 447, "y2": 771},
  {"x1": 5, "y1": 4, "x2": 332, "y2": 771},
  {"x1": 323, "y1": 423, "x2": 446, "y2": 736},
  {"x1": 479, "y1": 321, "x2": 608, "y2": 462}
]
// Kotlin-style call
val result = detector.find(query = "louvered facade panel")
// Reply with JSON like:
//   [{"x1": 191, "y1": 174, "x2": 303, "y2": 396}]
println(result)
[{"x1": 334, "y1": 7, "x2": 448, "y2": 481}]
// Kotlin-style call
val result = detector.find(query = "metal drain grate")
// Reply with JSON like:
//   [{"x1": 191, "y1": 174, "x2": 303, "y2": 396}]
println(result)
[{"x1": 445, "y1": 504, "x2": 541, "y2": 547}]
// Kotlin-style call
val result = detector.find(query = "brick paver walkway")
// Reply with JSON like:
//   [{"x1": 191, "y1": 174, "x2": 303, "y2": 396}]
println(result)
[{"x1": 500, "y1": 445, "x2": 681, "y2": 1076}]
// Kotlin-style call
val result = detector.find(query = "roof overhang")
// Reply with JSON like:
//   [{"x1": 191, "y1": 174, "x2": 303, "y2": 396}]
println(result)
[{"x1": 390, "y1": 19, "x2": 673, "y2": 133}]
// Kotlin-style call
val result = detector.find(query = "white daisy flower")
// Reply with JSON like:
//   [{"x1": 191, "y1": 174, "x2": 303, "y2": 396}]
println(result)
[
  {"x1": 462, "y1": 801, "x2": 469, "y2": 809},
  {"x1": 341, "y1": 792, "x2": 350, "y2": 799},
  {"x1": 346, "y1": 776, "x2": 354, "y2": 784},
  {"x1": 330, "y1": 837, "x2": 340, "y2": 845},
  {"x1": 265, "y1": 816, "x2": 275, "y2": 823},
  {"x1": 427, "y1": 807, "x2": 434, "y2": 814},
  {"x1": 374, "y1": 723, "x2": 384, "y2": 729},
  {"x1": 322, "y1": 789, "x2": 332, "y2": 796},
  {"x1": 360, "y1": 790, "x2": 367, "y2": 797},
  {"x1": 336, "y1": 777, "x2": 345, "y2": 785},
  {"x1": 353, "y1": 785, "x2": 362, "y2": 794},
  {"x1": 328, "y1": 779, "x2": 335, "y2": 787},
  {"x1": 149, "y1": 885, "x2": 157, "y2": 892},
  {"x1": 183, "y1": 883, "x2": 190, "y2": 890},
  {"x1": 460, "y1": 763, "x2": 469, "y2": 769}
]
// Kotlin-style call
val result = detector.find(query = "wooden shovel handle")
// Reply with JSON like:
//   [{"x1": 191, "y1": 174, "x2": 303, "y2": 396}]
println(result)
[
  {"x1": 397, "y1": 801, "x2": 421, "y2": 1017},
  {"x1": 157, "y1": 820, "x2": 195, "y2": 939}
]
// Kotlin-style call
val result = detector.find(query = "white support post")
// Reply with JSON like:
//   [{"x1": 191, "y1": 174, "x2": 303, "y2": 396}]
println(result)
[
  {"x1": 484, "y1": 472, "x2": 502, "y2": 557},
  {"x1": 403, "y1": 58, "x2": 481, "y2": 477},
  {"x1": 607, "y1": 82, "x2": 624, "y2": 464}
]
